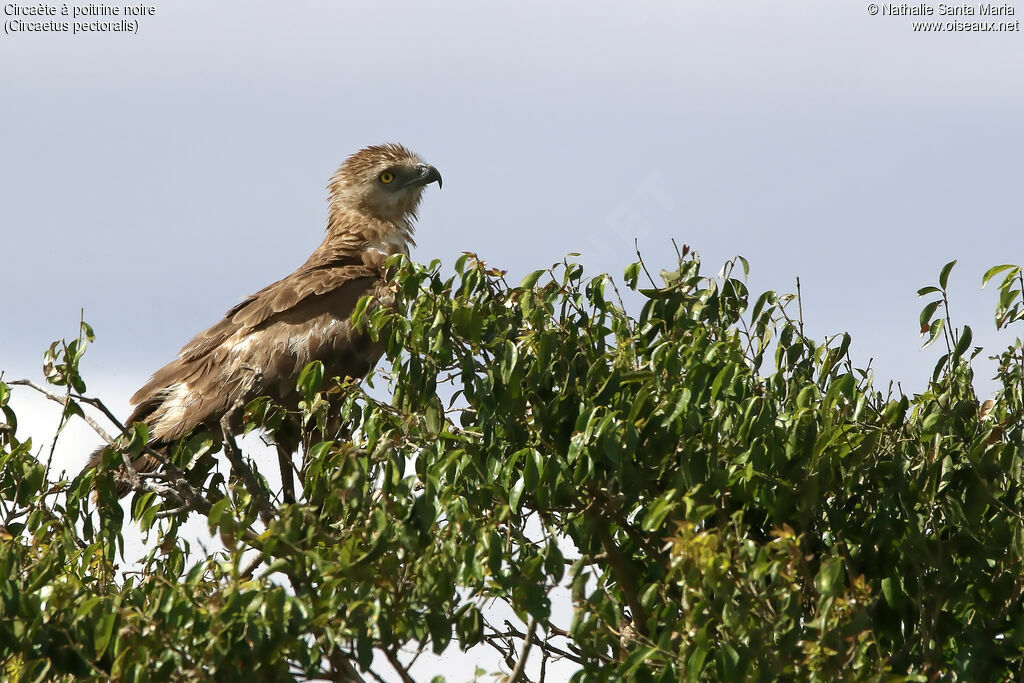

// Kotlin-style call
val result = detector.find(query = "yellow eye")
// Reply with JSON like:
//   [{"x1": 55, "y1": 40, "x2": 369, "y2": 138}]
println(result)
[{"x1": 379, "y1": 172, "x2": 395, "y2": 184}]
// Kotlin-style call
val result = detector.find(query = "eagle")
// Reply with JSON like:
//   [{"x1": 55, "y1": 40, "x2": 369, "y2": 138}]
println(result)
[{"x1": 87, "y1": 143, "x2": 441, "y2": 499}]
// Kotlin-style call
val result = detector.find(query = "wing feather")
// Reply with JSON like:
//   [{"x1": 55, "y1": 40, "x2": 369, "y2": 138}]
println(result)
[{"x1": 130, "y1": 248, "x2": 377, "y2": 409}]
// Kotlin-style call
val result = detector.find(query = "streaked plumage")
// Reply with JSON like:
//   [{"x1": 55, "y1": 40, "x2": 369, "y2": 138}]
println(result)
[{"x1": 88, "y1": 143, "x2": 441, "y2": 496}]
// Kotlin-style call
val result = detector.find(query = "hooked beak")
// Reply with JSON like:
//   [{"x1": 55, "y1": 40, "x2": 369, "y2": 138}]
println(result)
[{"x1": 411, "y1": 163, "x2": 442, "y2": 189}]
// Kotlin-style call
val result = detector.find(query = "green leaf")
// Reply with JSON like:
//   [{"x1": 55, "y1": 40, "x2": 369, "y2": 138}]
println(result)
[
  {"x1": 520, "y1": 269, "x2": 546, "y2": 290},
  {"x1": 523, "y1": 449, "x2": 539, "y2": 491},
  {"x1": 509, "y1": 475, "x2": 526, "y2": 513},
  {"x1": 921, "y1": 411, "x2": 944, "y2": 434},
  {"x1": 981, "y1": 263, "x2": 1018, "y2": 288},
  {"x1": 710, "y1": 364, "x2": 736, "y2": 400},
  {"x1": 351, "y1": 293, "x2": 373, "y2": 329},
  {"x1": 815, "y1": 556, "x2": 845, "y2": 597},
  {"x1": 939, "y1": 259, "x2": 957, "y2": 290},
  {"x1": 207, "y1": 498, "x2": 230, "y2": 532},
  {"x1": 624, "y1": 262, "x2": 640, "y2": 289},
  {"x1": 62, "y1": 399, "x2": 85, "y2": 421},
  {"x1": 297, "y1": 360, "x2": 324, "y2": 399},
  {"x1": 921, "y1": 318, "x2": 945, "y2": 349},
  {"x1": 500, "y1": 340, "x2": 519, "y2": 384},
  {"x1": 456, "y1": 605, "x2": 484, "y2": 647},
  {"x1": 881, "y1": 576, "x2": 905, "y2": 608},
  {"x1": 736, "y1": 255, "x2": 749, "y2": 278},
  {"x1": 641, "y1": 495, "x2": 676, "y2": 532},
  {"x1": 919, "y1": 300, "x2": 941, "y2": 331},
  {"x1": 94, "y1": 608, "x2": 117, "y2": 657},
  {"x1": 953, "y1": 325, "x2": 973, "y2": 358},
  {"x1": 425, "y1": 611, "x2": 451, "y2": 653}
]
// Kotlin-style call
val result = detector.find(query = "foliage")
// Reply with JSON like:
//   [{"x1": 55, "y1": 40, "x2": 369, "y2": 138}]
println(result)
[{"x1": 1, "y1": 248, "x2": 1023, "y2": 681}]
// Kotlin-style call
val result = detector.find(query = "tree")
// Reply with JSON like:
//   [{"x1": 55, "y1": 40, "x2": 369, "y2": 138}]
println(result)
[{"x1": 2, "y1": 247, "x2": 1023, "y2": 681}]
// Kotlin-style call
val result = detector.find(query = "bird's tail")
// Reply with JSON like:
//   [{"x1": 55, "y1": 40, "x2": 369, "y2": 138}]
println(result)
[{"x1": 85, "y1": 442, "x2": 165, "y2": 499}]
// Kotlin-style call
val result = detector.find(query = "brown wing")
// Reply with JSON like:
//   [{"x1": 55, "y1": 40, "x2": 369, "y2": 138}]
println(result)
[{"x1": 129, "y1": 249, "x2": 378, "y2": 417}]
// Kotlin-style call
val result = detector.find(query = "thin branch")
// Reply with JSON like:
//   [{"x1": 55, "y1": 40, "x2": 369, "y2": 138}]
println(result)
[
  {"x1": 220, "y1": 413, "x2": 275, "y2": 526},
  {"x1": 113, "y1": 448, "x2": 143, "y2": 493},
  {"x1": 317, "y1": 650, "x2": 368, "y2": 683},
  {"x1": 586, "y1": 508, "x2": 649, "y2": 637},
  {"x1": 487, "y1": 624, "x2": 586, "y2": 666},
  {"x1": 240, "y1": 552, "x2": 266, "y2": 579},
  {"x1": 795, "y1": 276, "x2": 804, "y2": 339},
  {"x1": 509, "y1": 617, "x2": 538, "y2": 683},
  {"x1": 564, "y1": 552, "x2": 607, "y2": 566},
  {"x1": 276, "y1": 443, "x2": 296, "y2": 505},
  {"x1": 484, "y1": 622, "x2": 518, "y2": 671},
  {"x1": 152, "y1": 504, "x2": 193, "y2": 520},
  {"x1": 332, "y1": 651, "x2": 367, "y2": 683},
  {"x1": 8, "y1": 379, "x2": 114, "y2": 444},
  {"x1": 75, "y1": 395, "x2": 127, "y2": 439},
  {"x1": 44, "y1": 385, "x2": 70, "y2": 479},
  {"x1": 383, "y1": 649, "x2": 415, "y2": 683},
  {"x1": 634, "y1": 238, "x2": 657, "y2": 288}
]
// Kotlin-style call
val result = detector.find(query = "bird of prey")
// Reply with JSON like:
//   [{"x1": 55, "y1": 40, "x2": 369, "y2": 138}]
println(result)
[{"x1": 87, "y1": 143, "x2": 441, "y2": 499}]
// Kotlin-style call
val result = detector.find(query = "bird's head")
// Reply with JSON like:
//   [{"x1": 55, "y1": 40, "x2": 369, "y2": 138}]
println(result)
[{"x1": 327, "y1": 143, "x2": 442, "y2": 226}]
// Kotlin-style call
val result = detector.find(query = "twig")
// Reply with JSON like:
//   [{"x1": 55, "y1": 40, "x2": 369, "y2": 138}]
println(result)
[
  {"x1": 509, "y1": 617, "x2": 538, "y2": 683},
  {"x1": 44, "y1": 385, "x2": 70, "y2": 480},
  {"x1": 487, "y1": 624, "x2": 585, "y2": 665},
  {"x1": 153, "y1": 506, "x2": 187, "y2": 520},
  {"x1": 315, "y1": 648, "x2": 367, "y2": 682},
  {"x1": 564, "y1": 551, "x2": 607, "y2": 566},
  {"x1": 586, "y1": 507, "x2": 649, "y2": 637},
  {"x1": 331, "y1": 650, "x2": 367, "y2": 683},
  {"x1": 220, "y1": 412, "x2": 275, "y2": 526},
  {"x1": 8, "y1": 379, "x2": 114, "y2": 444},
  {"x1": 483, "y1": 623, "x2": 517, "y2": 671},
  {"x1": 795, "y1": 276, "x2": 804, "y2": 339},
  {"x1": 634, "y1": 238, "x2": 656, "y2": 288},
  {"x1": 606, "y1": 276, "x2": 629, "y2": 319},
  {"x1": 383, "y1": 649, "x2": 414, "y2": 683},
  {"x1": 240, "y1": 552, "x2": 266, "y2": 579},
  {"x1": 115, "y1": 448, "x2": 143, "y2": 492},
  {"x1": 276, "y1": 443, "x2": 296, "y2": 505}
]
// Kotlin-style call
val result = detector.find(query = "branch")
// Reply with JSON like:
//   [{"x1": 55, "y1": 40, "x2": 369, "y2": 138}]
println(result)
[
  {"x1": 383, "y1": 649, "x2": 414, "y2": 683},
  {"x1": 483, "y1": 625, "x2": 518, "y2": 672},
  {"x1": 586, "y1": 508, "x2": 649, "y2": 637},
  {"x1": 329, "y1": 650, "x2": 367, "y2": 683},
  {"x1": 240, "y1": 552, "x2": 266, "y2": 579},
  {"x1": 509, "y1": 617, "x2": 538, "y2": 683},
  {"x1": 7, "y1": 379, "x2": 114, "y2": 444},
  {"x1": 220, "y1": 412, "x2": 276, "y2": 526},
  {"x1": 316, "y1": 650, "x2": 367, "y2": 683},
  {"x1": 634, "y1": 238, "x2": 657, "y2": 288},
  {"x1": 486, "y1": 623, "x2": 586, "y2": 666},
  {"x1": 795, "y1": 276, "x2": 805, "y2": 339}
]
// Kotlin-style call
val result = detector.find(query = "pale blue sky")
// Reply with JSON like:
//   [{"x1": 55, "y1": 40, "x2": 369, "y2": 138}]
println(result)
[
  {"x1": 3, "y1": 1, "x2": 1022, "y2": 401},
  {"x1": 2, "y1": 1, "x2": 1022, "y2": 678}
]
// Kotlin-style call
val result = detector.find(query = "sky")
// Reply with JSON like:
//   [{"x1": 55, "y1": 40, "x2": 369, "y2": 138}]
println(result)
[{"x1": 1, "y1": 1, "x2": 1022, "y2": 679}]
